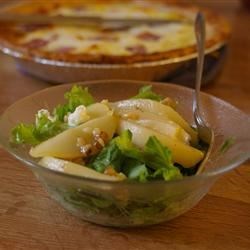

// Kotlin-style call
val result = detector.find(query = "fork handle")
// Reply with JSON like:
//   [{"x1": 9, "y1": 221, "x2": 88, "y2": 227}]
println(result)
[{"x1": 193, "y1": 12, "x2": 206, "y2": 115}]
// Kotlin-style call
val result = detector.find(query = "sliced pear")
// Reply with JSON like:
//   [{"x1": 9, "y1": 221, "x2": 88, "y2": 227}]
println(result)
[
  {"x1": 117, "y1": 109, "x2": 191, "y2": 144},
  {"x1": 39, "y1": 156, "x2": 124, "y2": 181},
  {"x1": 118, "y1": 119, "x2": 204, "y2": 168},
  {"x1": 30, "y1": 115, "x2": 117, "y2": 159},
  {"x1": 112, "y1": 99, "x2": 198, "y2": 145},
  {"x1": 87, "y1": 103, "x2": 111, "y2": 118},
  {"x1": 137, "y1": 119, "x2": 190, "y2": 144}
]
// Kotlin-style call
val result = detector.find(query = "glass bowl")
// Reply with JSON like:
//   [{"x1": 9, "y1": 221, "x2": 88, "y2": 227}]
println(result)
[{"x1": 0, "y1": 80, "x2": 249, "y2": 227}]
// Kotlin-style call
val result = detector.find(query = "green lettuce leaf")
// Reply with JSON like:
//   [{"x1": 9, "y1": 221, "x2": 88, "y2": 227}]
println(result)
[
  {"x1": 89, "y1": 130, "x2": 144, "y2": 177},
  {"x1": 11, "y1": 85, "x2": 95, "y2": 145},
  {"x1": 90, "y1": 131, "x2": 182, "y2": 182},
  {"x1": 11, "y1": 112, "x2": 66, "y2": 146},
  {"x1": 89, "y1": 141, "x2": 123, "y2": 173},
  {"x1": 115, "y1": 130, "x2": 144, "y2": 161},
  {"x1": 151, "y1": 167, "x2": 182, "y2": 181},
  {"x1": 144, "y1": 136, "x2": 182, "y2": 180},
  {"x1": 91, "y1": 131, "x2": 182, "y2": 182},
  {"x1": 122, "y1": 159, "x2": 149, "y2": 182},
  {"x1": 53, "y1": 104, "x2": 69, "y2": 122},
  {"x1": 144, "y1": 136, "x2": 173, "y2": 169},
  {"x1": 34, "y1": 112, "x2": 66, "y2": 141},
  {"x1": 65, "y1": 85, "x2": 94, "y2": 110},
  {"x1": 132, "y1": 85, "x2": 163, "y2": 101},
  {"x1": 11, "y1": 123, "x2": 39, "y2": 145},
  {"x1": 54, "y1": 85, "x2": 95, "y2": 121}
]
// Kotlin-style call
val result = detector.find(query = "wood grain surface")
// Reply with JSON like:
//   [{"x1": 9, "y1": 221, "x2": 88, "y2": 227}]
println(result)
[{"x1": 0, "y1": 1, "x2": 249, "y2": 249}]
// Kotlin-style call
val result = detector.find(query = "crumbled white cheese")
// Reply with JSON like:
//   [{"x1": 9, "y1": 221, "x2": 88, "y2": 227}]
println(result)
[
  {"x1": 67, "y1": 105, "x2": 90, "y2": 127},
  {"x1": 64, "y1": 112, "x2": 70, "y2": 123},
  {"x1": 37, "y1": 109, "x2": 50, "y2": 118},
  {"x1": 36, "y1": 109, "x2": 55, "y2": 124}
]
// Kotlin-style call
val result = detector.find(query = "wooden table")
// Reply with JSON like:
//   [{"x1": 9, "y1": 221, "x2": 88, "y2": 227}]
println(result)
[{"x1": 0, "y1": 1, "x2": 249, "y2": 249}]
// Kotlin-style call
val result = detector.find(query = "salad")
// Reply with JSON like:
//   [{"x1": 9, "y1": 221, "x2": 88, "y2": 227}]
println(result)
[{"x1": 11, "y1": 85, "x2": 205, "y2": 183}]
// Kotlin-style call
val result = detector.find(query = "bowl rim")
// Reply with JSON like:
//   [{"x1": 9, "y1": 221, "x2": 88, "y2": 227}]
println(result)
[{"x1": 0, "y1": 79, "x2": 249, "y2": 186}]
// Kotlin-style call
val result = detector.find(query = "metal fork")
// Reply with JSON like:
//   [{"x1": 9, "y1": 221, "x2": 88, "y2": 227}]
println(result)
[{"x1": 193, "y1": 12, "x2": 214, "y2": 175}]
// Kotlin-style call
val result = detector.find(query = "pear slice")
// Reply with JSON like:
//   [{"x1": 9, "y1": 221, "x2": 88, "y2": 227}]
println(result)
[
  {"x1": 112, "y1": 99, "x2": 198, "y2": 145},
  {"x1": 30, "y1": 115, "x2": 117, "y2": 159},
  {"x1": 118, "y1": 119, "x2": 204, "y2": 168},
  {"x1": 136, "y1": 119, "x2": 191, "y2": 144},
  {"x1": 117, "y1": 109, "x2": 191, "y2": 144},
  {"x1": 87, "y1": 103, "x2": 111, "y2": 118},
  {"x1": 39, "y1": 157, "x2": 124, "y2": 181}
]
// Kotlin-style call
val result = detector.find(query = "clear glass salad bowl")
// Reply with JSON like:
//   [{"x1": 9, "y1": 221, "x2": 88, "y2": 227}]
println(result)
[{"x1": 0, "y1": 80, "x2": 249, "y2": 227}]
